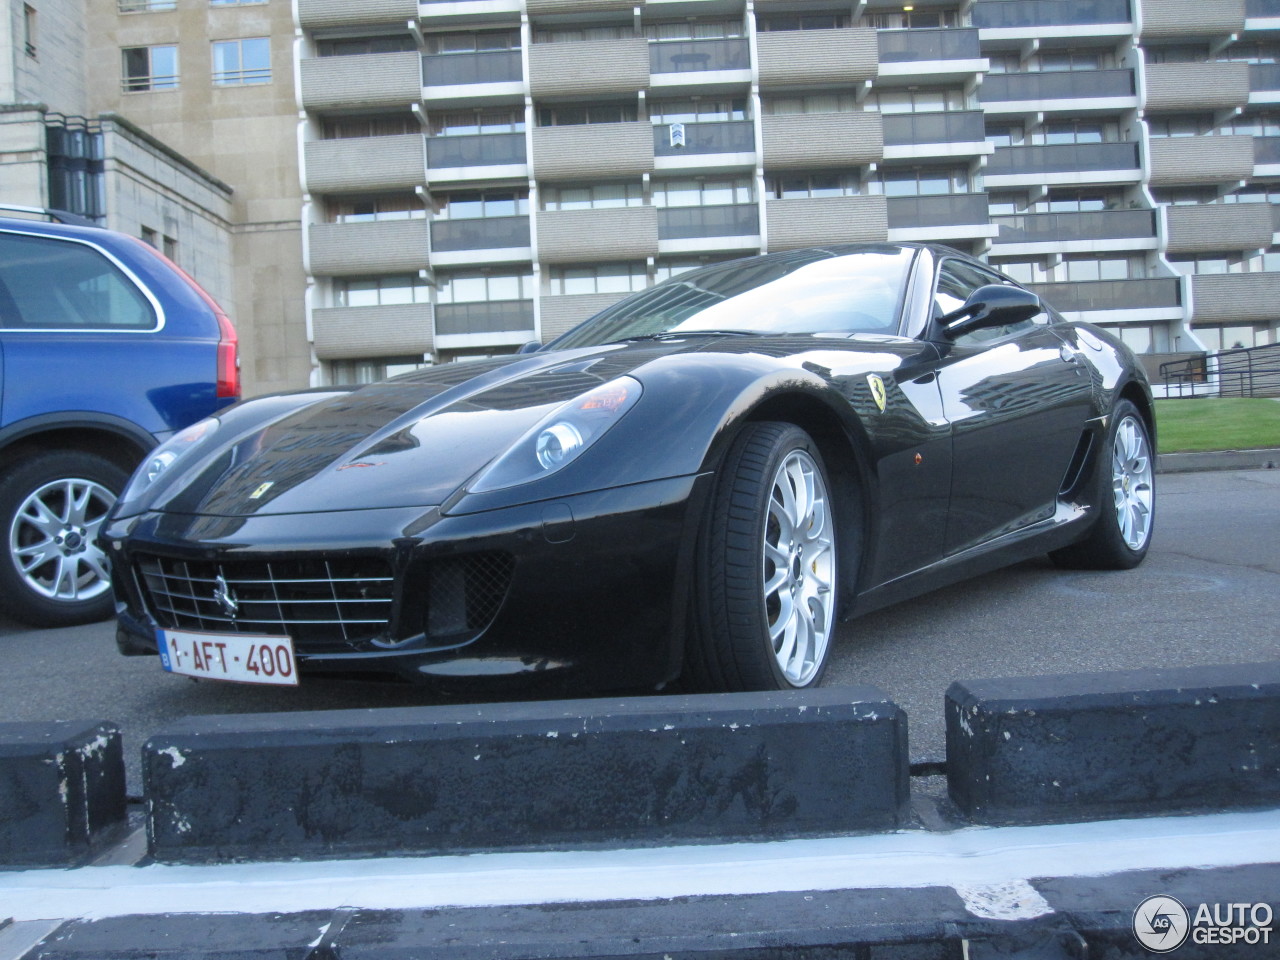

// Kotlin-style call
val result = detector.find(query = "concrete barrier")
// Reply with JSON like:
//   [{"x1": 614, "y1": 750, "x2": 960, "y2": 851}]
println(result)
[
  {"x1": 946, "y1": 661, "x2": 1280, "y2": 825},
  {"x1": 143, "y1": 687, "x2": 909, "y2": 863},
  {"x1": 0, "y1": 720, "x2": 126, "y2": 867}
]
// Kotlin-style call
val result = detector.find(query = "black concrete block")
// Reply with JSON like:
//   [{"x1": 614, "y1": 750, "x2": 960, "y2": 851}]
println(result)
[
  {"x1": 0, "y1": 720, "x2": 127, "y2": 866},
  {"x1": 946, "y1": 662, "x2": 1280, "y2": 824},
  {"x1": 144, "y1": 687, "x2": 909, "y2": 863}
]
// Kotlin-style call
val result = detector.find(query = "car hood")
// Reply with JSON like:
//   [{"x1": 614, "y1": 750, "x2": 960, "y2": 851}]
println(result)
[{"x1": 152, "y1": 334, "x2": 919, "y2": 518}]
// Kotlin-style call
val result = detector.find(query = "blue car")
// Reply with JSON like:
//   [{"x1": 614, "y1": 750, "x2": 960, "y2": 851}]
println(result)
[{"x1": 0, "y1": 209, "x2": 239, "y2": 627}]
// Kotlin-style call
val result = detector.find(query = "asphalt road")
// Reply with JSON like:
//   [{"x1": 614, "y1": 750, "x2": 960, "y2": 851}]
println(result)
[{"x1": 3, "y1": 468, "x2": 1278, "y2": 794}]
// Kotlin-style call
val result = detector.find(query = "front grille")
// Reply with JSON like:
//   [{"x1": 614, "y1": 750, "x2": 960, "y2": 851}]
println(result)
[
  {"x1": 426, "y1": 552, "x2": 515, "y2": 643},
  {"x1": 135, "y1": 555, "x2": 394, "y2": 644}
]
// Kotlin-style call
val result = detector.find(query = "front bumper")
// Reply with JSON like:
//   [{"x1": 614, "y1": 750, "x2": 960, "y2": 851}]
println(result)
[{"x1": 104, "y1": 474, "x2": 711, "y2": 692}]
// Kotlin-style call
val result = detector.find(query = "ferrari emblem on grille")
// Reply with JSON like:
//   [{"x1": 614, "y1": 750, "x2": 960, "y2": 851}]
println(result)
[
  {"x1": 212, "y1": 574, "x2": 239, "y2": 619},
  {"x1": 867, "y1": 374, "x2": 888, "y2": 413}
]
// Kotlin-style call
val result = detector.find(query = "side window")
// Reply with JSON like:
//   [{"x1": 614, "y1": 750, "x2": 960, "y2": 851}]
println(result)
[
  {"x1": 0, "y1": 232, "x2": 157, "y2": 331},
  {"x1": 933, "y1": 258, "x2": 1039, "y2": 344}
]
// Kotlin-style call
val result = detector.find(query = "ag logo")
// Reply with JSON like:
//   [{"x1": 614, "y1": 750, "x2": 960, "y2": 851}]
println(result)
[
  {"x1": 1134, "y1": 895, "x2": 1190, "y2": 953},
  {"x1": 867, "y1": 374, "x2": 888, "y2": 413}
]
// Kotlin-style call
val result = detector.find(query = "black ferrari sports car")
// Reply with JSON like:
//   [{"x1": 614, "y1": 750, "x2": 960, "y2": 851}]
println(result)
[{"x1": 103, "y1": 243, "x2": 1155, "y2": 693}]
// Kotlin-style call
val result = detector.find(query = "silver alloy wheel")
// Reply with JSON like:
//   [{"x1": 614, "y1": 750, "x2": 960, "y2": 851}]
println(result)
[
  {"x1": 1111, "y1": 414, "x2": 1154, "y2": 551},
  {"x1": 10, "y1": 477, "x2": 116, "y2": 602},
  {"x1": 762, "y1": 449, "x2": 836, "y2": 686}
]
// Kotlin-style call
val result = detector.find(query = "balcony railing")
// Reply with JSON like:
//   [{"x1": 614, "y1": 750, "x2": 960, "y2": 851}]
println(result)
[
  {"x1": 657, "y1": 204, "x2": 759, "y2": 240},
  {"x1": 430, "y1": 216, "x2": 531, "y2": 251},
  {"x1": 654, "y1": 120, "x2": 754, "y2": 156},
  {"x1": 972, "y1": 0, "x2": 1131, "y2": 28},
  {"x1": 649, "y1": 38, "x2": 750, "y2": 74},
  {"x1": 980, "y1": 69, "x2": 1135, "y2": 103},
  {"x1": 435, "y1": 300, "x2": 534, "y2": 336},
  {"x1": 1256, "y1": 137, "x2": 1280, "y2": 164},
  {"x1": 1249, "y1": 63, "x2": 1280, "y2": 94},
  {"x1": 1028, "y1": 278, "x2": 1181, "y2": 312},
  {"x1": 887, "y1": 193, "x2": 988, "y2": 229},
  {"x1": 986, "y1": 141, "x2": 1141, "y2": 175},
  {"x1": 422, "y1": 50, "x2": 522, "y2": 87},
  {"x1": 883, "y1": 111, "x2": 986, "y2": 145},
  {"x1": 1247, "y1": 0, "x2": 1280, "y2": 16},
  {"x1": 426, "y1": 132, "x2": 526, "y2": 168},
  {"x1": 876, "y1": 27, "x2": 981, "y2": 63},
  {"x1": 994, "y1": 208, "x2": 1156, "y2": 244}
]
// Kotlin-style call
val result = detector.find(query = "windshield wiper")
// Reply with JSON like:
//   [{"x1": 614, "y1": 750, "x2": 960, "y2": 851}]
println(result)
[{"x1": 610, "y1": 329, "x2": 760, "y2": 344}]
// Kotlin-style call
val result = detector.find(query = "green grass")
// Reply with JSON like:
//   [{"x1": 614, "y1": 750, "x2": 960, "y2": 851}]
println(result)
[{"x1": 1154, "y1": 398, "x2": 1280, "y2": 453}]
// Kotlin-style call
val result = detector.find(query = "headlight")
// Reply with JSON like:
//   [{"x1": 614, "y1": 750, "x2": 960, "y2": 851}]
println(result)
[
  {"x1": 470, "y1": 377, "x2": 642, "y2": 493},
  {"x1": 119, "y1": 417, "x2": 220, "y2": 506}
]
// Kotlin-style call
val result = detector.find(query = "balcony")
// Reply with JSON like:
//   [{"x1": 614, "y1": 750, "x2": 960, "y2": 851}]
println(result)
[
  {"x1": 992, "y1": 209, "x2": 1156, "y2": 252},
  {"x1": 1250, "y1": 63, "x2": 1280, "y2": 100},
  {"x1": 886, "y1": 193, "x2": 994, "y2": 241},
  {"x1": 429, "y1": 216, "x2": 531, "y2": 263},
  {"x1": 979, "y1": 69, "x2": 1136, "y2": 110},
  {"x1": 985, "y1": 141, "x2": 1141, "y2": 186},
  {"x1": 1256, "y1": 136, "x2": 1280, "y2": 169},
  {"x1": 649, "y1": 38, "x2": 750, "y2": 88},
  {"x1": 299, "y1": 52, "x2": 423, "y2": 112},
  {"x1": 1145, "y1": 62, "x2": 1249, "y2": 112},
  {"x1": 540, "y1": 293, "x2": 631, "y2": 342},
  {"x1": 1165, "y1": 203, "x2": 1275, "y2": 254},
  {"x1": 654, "y1": 120, "x2": 755, "y2": 168},
  {"x1": 762, "y1": 112, "x2": 883, "y2": 168},
  {"x1": 434, "y1": 300, "x2": 535, "y2": 337},
  {"x1": 1248, "y1": 0, "x2": 1280, "y2": 17},
  {"x1": 756, "y1": 29, "x2": 878, "y2": 86},
  {"x1": 421, "y1": 50, "x2": 523, "y2": 104},
  {"x1": 1191, "y1": 272, "x2": 1280, "y2": 323},
  {"x1": 309, "y1": 219, "x2": 430, "y2": 276},
  {"x1": 312, "y1": 303, "x2": 433, "y2": 361},
  {"x1": 1028, "y1": 278, "x2": 1182, "y2": 314},
  {"x1": 536, "y1": 207, "x2": 659, "y2": 263},
  {"x1": 298, "y1": 0, "x2": 416, "y2": 29},
  {"x1": 657, "y1": 204, "x2": 760, "y2": 250},
  {"x1": 532, "y1": 123, "x2": 653, "y2": 180},
  {"x1": 765, "y1": 196, "x2": 888, "y2": 250},
  {"x1": 303, "y1": 135, "x2": 425, "y2": 193},
  {"x1": 973, "y1": 0, "x2": 1132, "y2": 31},
  {"x1": 1140, "y1": 0, "x2": 1245, "y2": 39},
  {"x1": 426, "y1": 132, "x2": 527, "y2": 179},
  {"x1": 876, "y1": 29, "x2": 984, "y2": 82},
  {"x1": 881, "y1": 111, "x2": 987, "y2": 160},
  {"x1": 1148, "y1": 135, "x2": 1255, "y2": 185},
  {"x1": 528, "y1": 39, "x2": 649, "y2": 97}
]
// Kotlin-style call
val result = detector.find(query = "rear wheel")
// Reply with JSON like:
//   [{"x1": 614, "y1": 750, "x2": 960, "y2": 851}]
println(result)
[
  {"x1": 0, "y1": 451, "x2": 126, "y2": 627},
  {"x1": 688, "y1": 422, "x2": 839, "y2": 691},
  {"x1": 1051, "y1": 399, "x2": 1154, "y2": 570}
]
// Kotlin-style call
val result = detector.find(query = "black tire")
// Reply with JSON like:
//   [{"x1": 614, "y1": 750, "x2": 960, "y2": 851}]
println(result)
[
  {"x1": 687, "y1": 422, "x2": 840, "y2": 691},
  {"x1": 0, "y1": 450, "x2": 127, "y2": 628},
  {"x1": 1050, "y1": 399, "x2": 1155, "y2": 571}
]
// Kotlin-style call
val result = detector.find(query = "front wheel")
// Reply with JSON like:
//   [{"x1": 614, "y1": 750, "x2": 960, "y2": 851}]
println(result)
[
  {"x1": 1051, "y1": 399, "x2": 1155, "y2": 570},
  {"x1": 688, "y1": 422, "x2": 840, "y2": 691},
  {"x1": 0, "y1": 450, "x2": 127, "y2": 627}
]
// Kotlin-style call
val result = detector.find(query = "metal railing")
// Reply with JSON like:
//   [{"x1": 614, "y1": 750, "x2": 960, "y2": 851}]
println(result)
[{"x1": 1160, "y1": 343, "x2": 1280, "y2": 398}]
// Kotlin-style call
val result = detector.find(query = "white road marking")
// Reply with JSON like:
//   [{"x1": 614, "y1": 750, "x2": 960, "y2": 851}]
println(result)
[{"x1": 0, "y1": 808, "x2": 1275, "y2": 922}]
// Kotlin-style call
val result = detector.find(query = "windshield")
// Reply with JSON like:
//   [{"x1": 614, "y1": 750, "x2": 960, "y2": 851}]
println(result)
[{"x1": 548, "y1": 245, "x2": 916, "y2": 349}]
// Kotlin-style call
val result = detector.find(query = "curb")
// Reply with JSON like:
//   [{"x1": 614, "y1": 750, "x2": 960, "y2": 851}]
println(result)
[{"x1": 1157, "y1": 447, "x2": 1280, "y2": 473}]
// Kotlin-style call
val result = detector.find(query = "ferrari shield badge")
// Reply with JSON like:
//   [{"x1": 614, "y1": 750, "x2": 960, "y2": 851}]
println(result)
[{"x1": 867, "y1": 374, "x2": 888, "y2": 413}]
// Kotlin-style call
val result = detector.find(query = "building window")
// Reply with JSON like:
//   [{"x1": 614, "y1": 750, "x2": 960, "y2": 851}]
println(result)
[
  {"x1": 762, "y1": 92, "x2": 862, "y2": 115},
  {"x1": 533, "y1": 24, "x2": 635, "y2": 43},
  {"x1": 1146, "y1": 44, "x2": 1209, "y2": 64},
  {"x1": 1147, "y1": 116, "x2": 1213, "y2": 138},
  {"x1": 1063, "y1": 255, "x2": 1139, "y2": 281},
  {"x1": 1044, "y1": 189, "x2": 1125, "y2": 212},
  {"x1": 758, "y1": 12, "x2": 850, "y2": 31},
  {"x1": 211, "y1": 0, "x2": 268, "y2": 5},
  {"x1": 119, "y1": 0, "x2": 177, "y2": 11},
  {"x1": 431, "y1": 190, "x2": 528, "y2": 220},
  {"x1": 653, "y1": 255, "x2": 733, "y2": 282},
  {"x1": 1036, "y1": 48, "x2": 1110, "y2": 72},
  {"x1": 1036, "y1": 120, "x2": 1119, "y2": 145},
  {"x1": 1168, "y1": 254, "x2": 1248, "y2": 276},
  {"x1": 329, "y1": 196, "x2": 425, "y2": 223},
  {"x1": 23, "y1": 4, "x2": 36, "y2": 57},
  {"x1": 645, "y1": 20, "x2": 744, "y2": 40},
  {"x1": 868, "y1": 8, "x2": 960, "y2": 29},
  {"x1": 652, "y1": 177, "x2": 753, "y2": 207},
  {"x1": 122, "y1": 45, "x2": 178, "y2": 92},
  {"x1": 542, "y1": 183, "x2": 644, "y2": 210},
  {"x1": 548, "y1": 263, "x2": 647, "y2": 296},
  {"x1": 538, "y1": 102, "x2": 638, "y2": 126},
  {"x1": 429, "y1": 109, "x2": 524, "y2": 136},
  {"x1": 866, "y1": 88, "x2": 968, "y2": 114},
  {"x1": 330, "y1": 356, "x2": 430, "y2": 385},
  {"x1": 212, "y1": 37, "x2": 271, "y2": 85},
  {"x1": 767, "y1": 172, "x2": 862, "y2": 200},
  {"x1": 323, "y1": 114, "x2": 417, "y2": 139},
  {"x1": 336, "y1": 275, "x2": 430, "y2": 308},
  {"x1": 649, "y1": 98, "x2": 748, "y2": 123},
  {"x1": 436, "y1": 270, "x2": 534, "y2": 303},
  {"x1": 424, "y1": 30, "x2": 520, "y2": 54},
  {"x1": 871, "y1": 166, "x2": 971, "y2": 197},
  {"x1": 316, "y1": 34, "x2": 417, "y2": 56}
]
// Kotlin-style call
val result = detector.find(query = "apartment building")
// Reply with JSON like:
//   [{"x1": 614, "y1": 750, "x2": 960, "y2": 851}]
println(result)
[{"x1": 290, "y1": 0, "x2": 1280, "y2": 388}]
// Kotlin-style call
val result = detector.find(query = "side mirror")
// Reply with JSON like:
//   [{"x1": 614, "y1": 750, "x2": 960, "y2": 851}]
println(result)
[
  {"x1": 516, "y1": 340, "x2": 543, "y2": 354},
  {"x1": 939, "y1": 284, "x2": 1041, "y2": 339}
]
